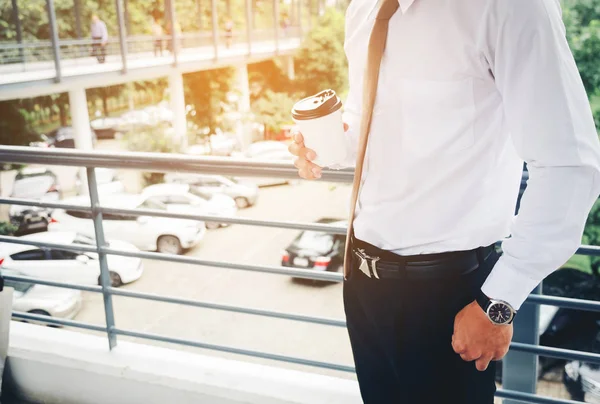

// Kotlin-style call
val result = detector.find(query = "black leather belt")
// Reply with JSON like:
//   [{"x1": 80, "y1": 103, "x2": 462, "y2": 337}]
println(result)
[{"x1": 351, "y1": 237, "x2": 495, "y2": 280}]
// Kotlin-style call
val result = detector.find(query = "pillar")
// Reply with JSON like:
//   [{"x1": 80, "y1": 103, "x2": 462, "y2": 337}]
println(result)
[
  {"x1": 235, "y1": 63, "x2": 252, "y2": 150},
  {"x1": 169, "y1": 71, "x2": 188, "y2": 150},
  {"x1": 284, "y1": 54, "x2": 295, "y2": 81},
  {"x1": 69, "y1": 87, "x2": 94, "y2": 194}
]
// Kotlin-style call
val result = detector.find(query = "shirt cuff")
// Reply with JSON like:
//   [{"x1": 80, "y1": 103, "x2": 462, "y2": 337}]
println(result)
[{"x1": 480, "y1": 257, "x2": 541, "y2": 311}]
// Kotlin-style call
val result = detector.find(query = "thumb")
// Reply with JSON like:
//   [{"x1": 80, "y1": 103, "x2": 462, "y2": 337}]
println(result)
[{"x1": 343, "y1": 122, "x2": 349, "y2": 132}]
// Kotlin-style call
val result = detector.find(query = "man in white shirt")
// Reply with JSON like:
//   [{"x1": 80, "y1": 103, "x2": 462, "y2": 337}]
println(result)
[
  {"x1": 290, "y1": 0, "x2": 600, "y2": 402},
  {"x1": 91, "y1": 14, "x2": 108, "y2": 63}
]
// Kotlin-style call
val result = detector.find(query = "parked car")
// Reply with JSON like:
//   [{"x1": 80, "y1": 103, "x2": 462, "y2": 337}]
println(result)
[
  {"x1": 90, "y1": 117, "x2": 123, "y2": 139},
  {"x1": 564, "y1": 351, "x2": 600, "y2": 403},
  {"x1": 49, "y1": 195, "x2": 206, "y2": 255},
  {"x1": 232, "y1": 141, "x2": 296, "y2": 187},
  {"x1": 0, "y1": 232, "x2": 143, "y2": 287},
  {"x1": 31, "y1": 126, "x2": 97, "y2": 149},
  {"x1": 9, "y1": 168, "x2": 61, "y2": 236},
  {"x1": 2, "y1": 269, "x2": 83, "y2": 324},
  {"x1": 141, "y1": 183, "x2": 237, "y2": 229},
  {"x1": 495, "y1": 257, "x2": 600, "y2": 383},
  {"x1": 75, "y1": 168, "x2": 125, "y2": 196},
  {"x1": 164, "y1": 173, "x2": 259, "y2": 209},
  {"x1": 281, "y1": 218, "x2": 347, "y2": 275}
]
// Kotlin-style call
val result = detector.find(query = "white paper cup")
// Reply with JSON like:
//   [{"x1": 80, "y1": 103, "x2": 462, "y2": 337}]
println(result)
[{"x1": 292, "y1": 90, "x2": 347, "y2": 168}]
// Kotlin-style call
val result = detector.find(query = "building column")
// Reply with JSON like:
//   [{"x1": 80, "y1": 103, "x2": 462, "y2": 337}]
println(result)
[
  {"x1": 235, "y1": 63, "x2": 252, "y2": 150},
  {"x1": 284, "y1": 54, "x2": 295, "y2": 81},
  {"x1": 69, "y1": 87, "x2": 94, "y2": 194},
  {"x1": 169, "y1": 70, "x2": 188, "y2": 150}
]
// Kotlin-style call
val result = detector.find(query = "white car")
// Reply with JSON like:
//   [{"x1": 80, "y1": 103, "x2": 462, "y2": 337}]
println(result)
[
  {"x1": 75, "y1": 168, "x2": 125, "y2": 196},
  {"x1": 3, "y1": 271, "x2": 83, "y2": 323},
  {"x1": 0, "y1": 232, "x2": 143, "y2": 287},
  {"x1": 232, "y1": 141, "x2": 297, "y2": 187},
  {"x1": 49, "y1": 195, "x2": 206, "y2": 255},
  {"x1": 164, "y1": 173, "x2": 259, "y2": 209},
  {"x1": 141, "y1": 183, "x2": 237, "y2": 229}
]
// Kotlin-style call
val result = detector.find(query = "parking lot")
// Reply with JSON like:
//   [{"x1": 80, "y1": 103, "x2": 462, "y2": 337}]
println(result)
[
  {"x1": 72, "y1": 180, "x2": 356, "y2": 375},
  {"x1": 0, "y1": 142, "x2": 572, "y2": 400}
]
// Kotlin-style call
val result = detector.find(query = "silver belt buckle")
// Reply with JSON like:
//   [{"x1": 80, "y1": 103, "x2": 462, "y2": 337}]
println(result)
[{"x1": 354, "y1": 248, "x2": 380, "y2": 279}]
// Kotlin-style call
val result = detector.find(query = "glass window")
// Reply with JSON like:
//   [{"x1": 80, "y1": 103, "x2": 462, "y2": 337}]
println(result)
[
  {"x1": 66, "y1": 210, "x2": 92, "y2": 219},
  {"x1": 73, "y1": 233, "x2": 95, "y2": 246},
  {"x1": 50, "y1": 249, "x2": 80, "y2": 260},
  {"x1": 293, "y1": 232, "x2": 334, "y2": 252},
  {"x1": 166, "y1": 195, "x2": 192, "y2": 205},
  {"x1": 5, "y1": 280, "x2": 33, "y2": 294},
  {"x1": 11, "y1": 249, "x2": 47, "y2": 261},
  {"x1": 140, "y1": 198, "x2": 167, "y2": 211}
]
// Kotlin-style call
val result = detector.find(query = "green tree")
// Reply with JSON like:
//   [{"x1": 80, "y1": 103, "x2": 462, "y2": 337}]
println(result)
[
  {"x1": 251, "y1": 89, "x2": 296, "y2": 135},
  {"x1": 293, "y1": 8, "x2": 347, "y2": 98},
  {"x1": 183, "y1": 67, "x2": 236, "y2": 135}
]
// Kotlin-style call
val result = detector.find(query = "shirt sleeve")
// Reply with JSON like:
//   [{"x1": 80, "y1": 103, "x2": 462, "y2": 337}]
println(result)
[{"x1": 480, "y1": 0, "x2": 600, "y2": 310}]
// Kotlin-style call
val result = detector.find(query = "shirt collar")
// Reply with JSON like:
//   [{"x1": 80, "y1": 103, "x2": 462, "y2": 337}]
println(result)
[{"x1": 399, "y1": 0, "x2": 416, "y2": 13}]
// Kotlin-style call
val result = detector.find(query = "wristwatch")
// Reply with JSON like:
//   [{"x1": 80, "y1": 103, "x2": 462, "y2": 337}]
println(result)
[{"x1": 476, "y1": 290, "x2": 516, "y2": 325}]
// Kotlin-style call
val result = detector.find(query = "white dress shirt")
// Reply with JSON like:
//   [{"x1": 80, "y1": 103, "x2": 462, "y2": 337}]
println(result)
[{"x1": 342, "y1": 0, "x2": 600, "y2": 309}]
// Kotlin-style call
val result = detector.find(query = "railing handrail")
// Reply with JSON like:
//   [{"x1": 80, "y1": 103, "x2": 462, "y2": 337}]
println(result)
[
  {"x1": 1, "y1": 145, "x2": 599, "y2": 404},
  {"x1": 0, "y1": 28, "x2": 302, "y2": 50},
  {"x1": 0, "y1": 146, "x2": 353, "y2": 182}
]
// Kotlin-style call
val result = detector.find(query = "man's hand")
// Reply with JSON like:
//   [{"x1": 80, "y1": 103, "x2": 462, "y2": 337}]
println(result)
[
  {"x1": 452, "y1": 301, "x2": 513, "y2": 371},
  {"x1": 289, "y1": 123, "x2": 349, "y2": 180}
]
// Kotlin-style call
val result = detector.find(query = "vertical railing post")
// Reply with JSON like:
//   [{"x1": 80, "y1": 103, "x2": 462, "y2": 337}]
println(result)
[
  {"x1": 273, "y1": 0, "x2": 280, "y2": 54},
  {"x1": 502, "y1": 287, "x2": 540, "y2": 404},
  {"x1": 11, "y1": 0, "x2": 23, "y2": 62},
  {"x1": 87, "y1": 167, "x2": 118, "y2": 350},
  {"x1": 46, "y1": 0, "x2": 61, "y2": 82},
  {"x1": 211, "y1": 0, "x2": 219, "y2": 59},
  {"x1": 245, "y1": 0, "x2": 252, "y2": 55},
  {"x1": 168, "y1": 0, "x2": 178, "y2": 66},
  {"x1": 115, "y1": 0, "x2": 128, "y2": 73},
  {"x1": 297, "y1": 0, "x2": 303, "y2": 36}
]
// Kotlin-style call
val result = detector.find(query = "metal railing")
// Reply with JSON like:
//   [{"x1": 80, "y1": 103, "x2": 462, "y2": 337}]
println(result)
[
  {"x1": 1, "y1": 0, "x2": 304, "y2": 82},
  {"x1": 0, "y1": 145, "x2": 599, "y2": 404}
]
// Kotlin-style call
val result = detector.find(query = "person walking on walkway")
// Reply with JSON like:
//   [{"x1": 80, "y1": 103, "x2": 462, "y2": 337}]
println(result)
[
  {"x1": 152, "y1": 18, "x2": 164, "y2": 57},
  {"x1": 225, "y1": 19, "x2": 234, "y2": 49},
  {"x1": 290, "y1": 0, "x2": 600, "y2": 403},
  {"x1": 90, "y1": 14, "x2": 108, "y2": 63}
]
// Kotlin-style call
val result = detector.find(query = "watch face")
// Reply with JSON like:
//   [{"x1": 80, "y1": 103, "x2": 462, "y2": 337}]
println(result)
[{"x1": 488, "y1": 302, "x2": 513, "y2": 324}]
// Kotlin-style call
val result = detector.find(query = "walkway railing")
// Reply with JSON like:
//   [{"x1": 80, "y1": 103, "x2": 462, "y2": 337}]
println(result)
[{"x1": 0, "y1": 145, "x2": 598, "y2": 404}]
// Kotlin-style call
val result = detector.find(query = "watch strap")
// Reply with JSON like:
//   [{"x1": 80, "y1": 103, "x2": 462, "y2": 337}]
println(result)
[{"x1": 476, "y1": 290, "x2": 490, "y2": 313}]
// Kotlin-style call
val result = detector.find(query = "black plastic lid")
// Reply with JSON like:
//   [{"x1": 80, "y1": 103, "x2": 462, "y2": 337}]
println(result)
[{"x1": 291, "y1": 89, "x2": 342, "y2": 121}]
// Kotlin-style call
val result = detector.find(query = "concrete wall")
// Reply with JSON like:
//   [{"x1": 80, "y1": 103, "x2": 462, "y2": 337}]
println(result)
[{"x1": 5, "y1": 323, "x2": 362, "y2": 404}]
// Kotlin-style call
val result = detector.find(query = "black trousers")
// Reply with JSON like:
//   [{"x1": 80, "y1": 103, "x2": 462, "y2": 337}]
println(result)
[{"x1": 344, "y1": 238, "x2": 500, "y2": 404}]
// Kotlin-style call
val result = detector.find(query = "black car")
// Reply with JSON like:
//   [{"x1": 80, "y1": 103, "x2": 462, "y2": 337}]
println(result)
[
  {"x1": 9, "y1": 168, "x2": 61, "y2": 236},
  {"x1": 563, "y1": 330, "x2": 600, "y2": 402},
  {"x1": 281, "y1": 218, "x2": 346, "y2": 274}
]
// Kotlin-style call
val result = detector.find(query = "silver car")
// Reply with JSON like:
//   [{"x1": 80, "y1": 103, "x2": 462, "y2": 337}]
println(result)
[{"x1": 164, "y1": 173, "x2": 259, "y2": 209}]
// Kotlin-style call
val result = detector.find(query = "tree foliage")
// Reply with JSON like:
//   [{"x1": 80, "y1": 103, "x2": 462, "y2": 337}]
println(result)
[
  {"x1": 293, "y1": 8, "x2": 347, "y2": 98},
  {"x1": 251, "y1": 89, "x2": 296, "y2": 133}
]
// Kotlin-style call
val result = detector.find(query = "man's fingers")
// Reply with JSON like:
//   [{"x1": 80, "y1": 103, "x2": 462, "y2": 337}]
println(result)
[
  {"x1": 451, "y1": 338, "x2": 465, "y2": 354},
  {"x1": 459, "y1": 350, "x2": 481, "y2": 362},
  {"x1": 343, "y1": 122, "x2": 349, "y2": 132},
  {"x1": 293, "y1": 132, "x2": 304, "y2": 144},
  {"x1": 475, "y1": 356, "x2": 493, "y2": 372}
]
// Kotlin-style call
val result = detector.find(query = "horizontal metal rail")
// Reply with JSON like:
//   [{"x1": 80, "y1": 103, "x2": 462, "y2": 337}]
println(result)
[
  {"x1": 510, "y1": 342, "x2": 600, "y2": 364},
  {"x1": 112, "y1": 327, "x2": 356, "y2": 373},
  {"x1": 110, "y1": 288, "x2": 346, "y2": 327},
  {"x1": 0, "y1": 146, "x2": 354, "y2": 183},
  {"x1": 3, "y1": 274, "x2": 102, "y2": 293},
  {"x1": 12, "y1": 311, "x2": 106, "y2": 332},
  {"x1": 0, "y1": 235, "x2": 344, "y2": 283},
  {"x1": 525, "y1": 293, "x2": 600, "y2": 312},
  {"x1": 0, "y1": 197, "x2": 347, "y2": 234},
  {"x1": 495, "y1": 389, "x2": 581, "y2": 404}
]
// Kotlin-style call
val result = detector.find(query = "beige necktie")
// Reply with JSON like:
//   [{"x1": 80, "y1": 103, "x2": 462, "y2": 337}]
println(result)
[{"x1": 343, "y1": 0, "x2": 400, "y2": 278}]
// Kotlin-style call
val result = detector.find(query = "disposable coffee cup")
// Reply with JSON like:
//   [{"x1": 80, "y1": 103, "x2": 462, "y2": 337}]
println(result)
[{"x1": 291, "y1": 89, "x2": 347, "y2": 168}]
